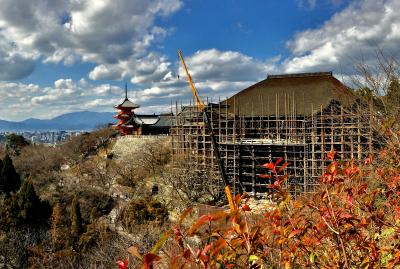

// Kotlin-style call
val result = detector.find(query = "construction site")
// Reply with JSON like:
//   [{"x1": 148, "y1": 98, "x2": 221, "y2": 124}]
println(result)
[{"x1": 170, "y1": 72, "x2": 376, "y2": 198}]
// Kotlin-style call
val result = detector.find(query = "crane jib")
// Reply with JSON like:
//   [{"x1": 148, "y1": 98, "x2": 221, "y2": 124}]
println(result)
[{"x1": 178, "y1": 49, "x2": 235, "y2": 212}]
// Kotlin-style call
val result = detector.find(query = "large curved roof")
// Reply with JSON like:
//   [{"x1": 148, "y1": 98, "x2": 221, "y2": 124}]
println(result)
[{"x1": 222, "y1": 72, "x2": 355, "y2": 116}]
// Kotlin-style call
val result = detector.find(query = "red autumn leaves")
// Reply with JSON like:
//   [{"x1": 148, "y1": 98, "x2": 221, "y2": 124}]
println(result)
[{"x1": 117, "y1": 147, "x2": 400, "y2": 268}]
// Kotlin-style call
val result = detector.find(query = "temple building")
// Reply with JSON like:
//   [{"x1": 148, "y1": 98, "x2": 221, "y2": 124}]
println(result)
[
  {"x1": 171, "y1": 72, "x2": 376, "y2": 197},
  {"x1": 113, "y1": 85, "x2": 171, "y2": 135}
]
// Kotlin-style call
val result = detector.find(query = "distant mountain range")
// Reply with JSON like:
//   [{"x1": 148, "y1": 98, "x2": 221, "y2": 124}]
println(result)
[{"x1": 0, "y1": 111, "x2": 115, "y2": 131}]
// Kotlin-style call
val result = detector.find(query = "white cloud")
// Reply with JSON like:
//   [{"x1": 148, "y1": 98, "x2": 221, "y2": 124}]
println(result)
[
  {"x1": 54, "y1": 78, "x2": 74, "y2": 89},
  {"x1": 170, "y1": 49, "x2": 280, "y2": 101},
  {"x1": 0, "y1": 33, "x2": 36, "y2": 80},
  {"x1": 89, "y1": 64, "x2": 124, "y2": 81},
  {"x1": 88, "y1": 52, "x2": 173, "y2": 84},
  {"x1": 0, "y1": 80, "x2": 119, "y2": 120},
  {"x1": 0, "y1": 78, "x2": 182, "y2": 121},
  {"x1": 89, "y1": 48, "x2": 278, "y2": 99},
  {"x1": 2, "y1": 0, "x2": 400, "y2": 121},
  {"x1": 124, "y1": 49, "x2": 279, "y2": 106},
  {"x1": 181, "y1": 49, "x2": 278, "y2": 82},
  {"x1": 284, "y1": 0, "x2": 400, "y2": 73},
  {"x1": 0, "y1": 46, "x2": 282, "y2": 120},
  {"x1": 0, "y1": 0, "x2": 183, "y2": 80}
]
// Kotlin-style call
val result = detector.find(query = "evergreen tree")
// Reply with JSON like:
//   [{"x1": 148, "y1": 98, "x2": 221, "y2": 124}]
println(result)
[
  {"x1": 386, "y1": 77, "x2": 400, "y2": 118},
  {"x1": 51, "y1": 203, "x2": 64, "y2": 247},
  {"x1": 0, "y1": 158, "x2": 3, "y2": 193},
  {"x1": 0, "y1": 154, "x2": 21, "y2": 194},
  {"x1": 5, "y1": 133, "x2": 29, "y2": 156},
  {"x1": 79, "y1": 207, "x2": 99, "y2": 252},
  {"x1": 0, "y1": 193, "x2": 19, "y2": 228},
  {"x1": 0, "y1": 177, "x2": 50, "y2": 229},
  {"x1": 70, "y1": 195, "x2": 83, "y2": 245},
  {"x1": 16, "y1": 178, "x2": 44, "y2": 224}
]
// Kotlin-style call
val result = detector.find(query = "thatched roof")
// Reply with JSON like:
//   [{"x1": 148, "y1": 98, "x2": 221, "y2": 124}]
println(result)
[{"x1": 222, "y1": 72, "x2": 355, "y2": 116}]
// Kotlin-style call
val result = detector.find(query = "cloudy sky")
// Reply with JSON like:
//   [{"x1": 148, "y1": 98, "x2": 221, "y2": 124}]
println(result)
[{"x1": 0, "y1": 0, "x2": 399, "y2": 121}]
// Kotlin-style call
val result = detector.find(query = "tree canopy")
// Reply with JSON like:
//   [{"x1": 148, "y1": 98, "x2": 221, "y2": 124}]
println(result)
[
  {"x1": 0, "y1": 154, "x2": 21, "y2": 194},
  {"x1": 6, "y1": 133, "x2": 29, "y2": 156}
]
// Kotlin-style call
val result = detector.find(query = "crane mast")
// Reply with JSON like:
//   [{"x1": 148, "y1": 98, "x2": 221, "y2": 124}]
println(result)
[{"x1": 177, "y1": 49, "x2": 234, "y2": 212}]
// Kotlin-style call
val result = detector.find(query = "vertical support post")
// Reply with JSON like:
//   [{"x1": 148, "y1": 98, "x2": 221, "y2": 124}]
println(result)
[
  {"x1": 218, "y1": 97, "x2": 221, "y2": 173},
  {"x1": 267, "y1": 96, "x2": 270, "y2": 140},
  {"x1": 238, "y1": 143, "x2": 242, "y2": 193},
  {"x1": 276, "y1": 93, "x2": 279, "y2": 141},
  {"x1": 368, "y1": 102, "x2": 373, "y2": 157},
  {"x1": 341, "y1": 106, "x2": 344, "y2": 159},
  {"x1": 357, "y1": 104, "x2": 362, "y2": 160},
  {"x1": 321, "y1": 105, "x2": 325, "y2": 172},
  {"x1": 311, "y1": 104, "x2": 316, "y2": 181},
  {"x1": 232, "y1": 97, "x2": 236, "y2": 193},
  {"x1": 350, "y1": 109, "x2": 354, "y2": 159},
  {"x1": 251, "y1": 145, "x2": 256, "y2": 198},
  {"x1": 331, "y1": 105, "x2": 334, "y2": 152}
]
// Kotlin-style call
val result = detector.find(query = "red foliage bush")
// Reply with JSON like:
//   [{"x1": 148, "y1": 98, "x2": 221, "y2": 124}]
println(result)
[{"x1": 120, "y1": 146, "x2": 400, "y2": 269}]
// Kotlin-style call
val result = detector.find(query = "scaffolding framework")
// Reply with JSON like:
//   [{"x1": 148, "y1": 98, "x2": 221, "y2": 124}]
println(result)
[{"x1": 171, "y1": 95, "x2": 375, "y2": 198}]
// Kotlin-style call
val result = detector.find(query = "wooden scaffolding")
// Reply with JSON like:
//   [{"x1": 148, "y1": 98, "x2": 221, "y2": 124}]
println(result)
[{"x1": 171, "y1": 95, "x2": 375, "y2": 198}]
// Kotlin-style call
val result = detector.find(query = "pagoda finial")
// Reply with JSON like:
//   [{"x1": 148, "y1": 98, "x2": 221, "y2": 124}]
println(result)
[{"x1": 125, "y1": 82, "x2": 128, "y2": 100}]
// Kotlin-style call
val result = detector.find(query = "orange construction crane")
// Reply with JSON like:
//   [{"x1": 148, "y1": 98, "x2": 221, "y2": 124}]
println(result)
[{"x1": 178, "y1": 49, "x2": 235, "y2": 212}]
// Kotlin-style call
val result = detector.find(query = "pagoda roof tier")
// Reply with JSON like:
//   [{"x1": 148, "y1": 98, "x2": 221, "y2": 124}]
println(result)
[
  {"x1": 112, "y1": 123, "x2": 134, "y2": 128},
  {"x1": 113, "y1": 114, "x2": 131, "y2": 119},
  {"x1": 114, "y1": 98, "x2": 140, "y2": 109}
]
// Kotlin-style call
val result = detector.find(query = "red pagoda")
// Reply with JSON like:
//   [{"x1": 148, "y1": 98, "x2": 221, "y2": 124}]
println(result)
[{"x1": 113, "y1": 84, "x2": 140, "y2": 136}]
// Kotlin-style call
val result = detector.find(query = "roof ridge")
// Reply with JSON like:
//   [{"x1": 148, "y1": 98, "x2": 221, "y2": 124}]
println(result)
[{"x1": 267, "y1": 72, "x2": 332, "y2": 79}]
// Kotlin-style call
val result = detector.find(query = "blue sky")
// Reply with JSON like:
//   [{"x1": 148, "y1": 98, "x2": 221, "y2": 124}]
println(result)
[
  {"x1": 0, "y1": 0, "x2": 398, "y2": 120},
  {"x1": 161, "y1": 0, "x2": 347, "y2": 58}
]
